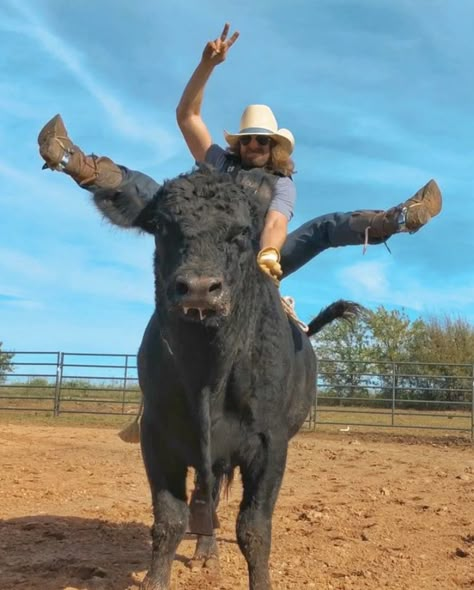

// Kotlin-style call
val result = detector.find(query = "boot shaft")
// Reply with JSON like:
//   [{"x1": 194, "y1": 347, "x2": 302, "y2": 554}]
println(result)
[
  {"x1": 38, "y1": 114, "x2": 122, "y2": 188},
  {"x1": 349, "y1": 179, "x2": 442, "y2": 239}
]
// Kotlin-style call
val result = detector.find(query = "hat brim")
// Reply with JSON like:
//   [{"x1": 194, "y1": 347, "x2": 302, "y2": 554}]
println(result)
[{"x1": 224, "y1": 130, "x2": 294, "y2": 155}]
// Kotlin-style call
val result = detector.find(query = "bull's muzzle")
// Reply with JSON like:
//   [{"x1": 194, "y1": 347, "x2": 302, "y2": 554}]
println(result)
[{"x1": 172, "y1": 274, "x2": 229, "y2": 320}]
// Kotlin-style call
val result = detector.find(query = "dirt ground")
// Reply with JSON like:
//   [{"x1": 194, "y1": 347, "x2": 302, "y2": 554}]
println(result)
[{"x1": 0, "y1": 424, "x2": 472, "y2": 590}]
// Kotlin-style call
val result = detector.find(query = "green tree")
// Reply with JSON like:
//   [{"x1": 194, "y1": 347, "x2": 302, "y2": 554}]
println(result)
[
  {"x1": 0, "y1": 342, "x2": 14, "y2": 384},
  {"x1": 367, "y1": 307, "x2": 423, "y2": 362},
  {"x1": 409, "y1": 315, "x2": 474, "y2": 364},
  {"x1": 405, "y1": 315, "x2": 474, "y2": 406},
  {"x1": 366, "y1": 307, "x2": 426, "y2": 402},
  {"x1": 312, "y1": 311, "x2": 375, "y2": 403}
]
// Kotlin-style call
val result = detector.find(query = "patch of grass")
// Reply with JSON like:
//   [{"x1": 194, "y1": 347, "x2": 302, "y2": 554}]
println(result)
[
  {"x1": 1, "y1": 405, "x2": 472, "y2": 442},
  {"x1": 0, "y1": 410, "x2": 132, "y2": 429},
  {"x1": 308, "y1": 405, "x2": 473, "y2": 439}
]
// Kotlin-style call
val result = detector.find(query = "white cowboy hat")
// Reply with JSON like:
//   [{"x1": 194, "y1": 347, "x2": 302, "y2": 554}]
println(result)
[{"x1": 224, "y1": 104, "x2": 295, "y2": 155}]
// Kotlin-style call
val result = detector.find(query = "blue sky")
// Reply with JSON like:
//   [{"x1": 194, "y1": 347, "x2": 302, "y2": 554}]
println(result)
[{"x1": 1, "y1": 0, "x2": 473, "y2": 354}]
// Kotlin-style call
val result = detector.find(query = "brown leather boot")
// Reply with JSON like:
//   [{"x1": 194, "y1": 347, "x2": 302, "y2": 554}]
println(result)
[
  {"x1": 38, "y1": 114, "x2": 123, "y2": 188},
  {"x1": 350, "y1": 179, "x2": 442, "y2": 239}
]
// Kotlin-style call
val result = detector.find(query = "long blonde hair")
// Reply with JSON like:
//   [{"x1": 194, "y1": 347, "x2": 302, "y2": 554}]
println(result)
[{"x1": 226, "y1": 139, "x2": 295, "y2": 177}]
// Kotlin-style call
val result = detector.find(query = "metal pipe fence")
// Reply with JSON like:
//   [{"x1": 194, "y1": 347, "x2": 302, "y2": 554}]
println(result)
[
  {"x1": 1, "y1": 352, "x2": 473, "y2": 438},
  {"x1": 0, "y1": 351, "x2": 140, "y2": 416}
]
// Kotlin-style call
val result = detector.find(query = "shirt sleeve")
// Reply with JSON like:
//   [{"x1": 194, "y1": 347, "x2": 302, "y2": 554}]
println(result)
[
  {"x1": 203, "y1": 144, "x2": 228, "y2": 172},
  {"x1": 269, "y1": 176, "x2": 296, "y2": 221}
]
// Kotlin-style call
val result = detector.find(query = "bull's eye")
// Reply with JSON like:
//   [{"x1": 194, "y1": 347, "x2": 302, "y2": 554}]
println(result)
[
  {"x1": 156, "y1": 223, "x2": 166, "y2": 236},
  {"x1": 157, "y1": 219, "x2": 182, "y2": 241}
]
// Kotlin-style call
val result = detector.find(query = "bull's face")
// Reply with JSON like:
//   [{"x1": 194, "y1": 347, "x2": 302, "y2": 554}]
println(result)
[{"x1": 150, "y1": 171, "x2": 262, "y2": 325}]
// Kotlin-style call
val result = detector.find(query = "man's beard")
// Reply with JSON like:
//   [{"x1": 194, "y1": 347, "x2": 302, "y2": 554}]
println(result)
[{"x1": 241, "y1": 152, "x2": 269, "y2": 169}]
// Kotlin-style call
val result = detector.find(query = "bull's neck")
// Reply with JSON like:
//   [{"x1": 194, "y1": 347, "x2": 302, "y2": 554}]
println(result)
[{"x1": 156, "y1": 264, "x2": 272, "y2": 395}]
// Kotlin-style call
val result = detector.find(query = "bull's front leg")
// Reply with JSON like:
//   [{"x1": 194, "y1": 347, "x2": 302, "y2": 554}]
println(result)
[
  {"x1": 188, "y1": 473, "x2": 223, "y2": 572},
  {"x1": 140, "y1": 420, "x2": 188, "y2": 590},
  {"x1": 237, "y1": 433, "x2": 288, "y2": 590}
]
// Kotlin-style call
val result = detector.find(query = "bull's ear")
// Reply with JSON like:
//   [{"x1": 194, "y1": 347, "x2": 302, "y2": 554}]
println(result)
[
  {"x1": 133, "y1": 201, "x2": 158, "y2": 234},
  {"x1": 92, "y1": 189, "x2": 156, "y2": 234}
]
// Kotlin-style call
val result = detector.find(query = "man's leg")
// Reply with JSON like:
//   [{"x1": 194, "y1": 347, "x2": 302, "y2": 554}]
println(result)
[
  {"x1": 38, "y1": 114, "x2": 123, "y2": 188},
  {"x1": 280, "y1": 180, "x2": 442, "y2": 278},
  {"x1": 38, "y1": 114, "x2": 160, "y2": 195},
  {"x1": 37, "y1": 114, "x2": 161, "y2": 225}
]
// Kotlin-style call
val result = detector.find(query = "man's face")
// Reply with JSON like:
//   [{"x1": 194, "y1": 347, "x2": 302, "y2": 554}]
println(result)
[{"x1": 239, "y1": 135, "x2": 272, "y2": 169}]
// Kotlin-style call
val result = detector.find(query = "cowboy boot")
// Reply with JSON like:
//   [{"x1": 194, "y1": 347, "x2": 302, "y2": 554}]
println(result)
[
  {"x1": 38, "y1": 114, "x2": 123, "y2": 188},
  {"x1": 350, "y1": 179, "x2": 442, "y2": 239}
]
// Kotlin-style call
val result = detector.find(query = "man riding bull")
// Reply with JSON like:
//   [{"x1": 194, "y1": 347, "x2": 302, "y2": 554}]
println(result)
[{"x1": 37, "y1": 23, "x2": 442, "y2": 285}]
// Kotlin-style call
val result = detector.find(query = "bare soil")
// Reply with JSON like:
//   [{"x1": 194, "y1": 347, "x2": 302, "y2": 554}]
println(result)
[{"x1": 0, "y1": 424, "x2": 473, "y2": 590}]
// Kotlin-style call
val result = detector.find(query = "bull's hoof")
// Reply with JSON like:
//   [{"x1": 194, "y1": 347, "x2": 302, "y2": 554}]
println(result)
[
  {"x1": 187, "y1": 553, "x2": 220, "y2": 571},
  {"x1": 188, "y1": 555, "x2": 221, "y2": 586},
  {"x1": 140, "y1": 576, "x2": 167, "y2": 590},
  {"x1": 188, "y1": 533, "x2": 220, "y2": 573},
  {"x1": 204, "y1": 555, "x2": 220, "y2": 572}
]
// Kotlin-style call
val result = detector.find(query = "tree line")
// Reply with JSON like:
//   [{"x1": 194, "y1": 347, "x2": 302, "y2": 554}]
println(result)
[
  {"x1": 0, "y1": 343, "x2": 13, "y2": 384},
  {"x1": 2, "y1": 309, "x2": 474, "y2": 406},
  {"x1": 311, "y1": 306, "x2": 474, "y2": 407}
]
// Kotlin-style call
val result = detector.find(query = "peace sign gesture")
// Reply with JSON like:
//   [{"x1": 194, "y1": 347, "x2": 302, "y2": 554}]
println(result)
[{"x1": 202, "y1": 23, "x2": 240, "y2": 65}]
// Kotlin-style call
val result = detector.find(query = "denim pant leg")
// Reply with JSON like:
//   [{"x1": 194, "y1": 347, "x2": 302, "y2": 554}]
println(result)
[
  {"x1": 88, "y1": 166, "x2": 160, "y2": 199},
  {"x1": 281, "y1": 211, "x2": 386, "y2": 278},
  {"x1": 88, "y1": 166, "x2": 161, "y2": 227}
]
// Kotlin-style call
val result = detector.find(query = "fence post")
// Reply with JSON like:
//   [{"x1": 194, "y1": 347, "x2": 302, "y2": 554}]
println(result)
[
  {"x1": 391, "y1": 362, "x2": 396, "y2": 427},
  {"x1": 471, "y1": 364, "x2": 474, "y2": 442},
  {"x1": 313, "y1": 358, "x2": 319, "y2": 431},
  {"x1": 53, "y1": 352, "x2": 64, "y2": 417},
  {"x1": 121, "y1": 354, "x2": 129, "y2": 415}
]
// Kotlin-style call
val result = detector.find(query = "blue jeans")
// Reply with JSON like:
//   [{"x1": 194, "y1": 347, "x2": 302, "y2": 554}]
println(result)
[
  {"x1": 89, "y1": 167, "x2": 384, "y2": 279},
  {"x1": 281, "y1": 212, "x2": 385, "y2": 277}
]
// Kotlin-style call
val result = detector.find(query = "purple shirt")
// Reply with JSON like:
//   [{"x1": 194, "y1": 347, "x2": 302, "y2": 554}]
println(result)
[{"x1": 204, "y1": 144, "x2": 296, "y2": 220}]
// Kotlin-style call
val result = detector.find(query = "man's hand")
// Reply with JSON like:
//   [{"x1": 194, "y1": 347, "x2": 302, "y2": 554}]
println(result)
[
  {"x1": 257, "y1": 247, "x2": 283, "y2": 286},
  {"x1": 202, "y1": 23, "x2": 239, "y2": 65}
]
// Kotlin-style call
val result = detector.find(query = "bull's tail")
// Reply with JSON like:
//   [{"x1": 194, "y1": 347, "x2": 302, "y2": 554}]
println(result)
[
  {"x1": 306, "y1": 300, "x2": 365, "y2": 337},
  {"x1": 118, "y1": 396, "x2": 143, "y2": 444}
]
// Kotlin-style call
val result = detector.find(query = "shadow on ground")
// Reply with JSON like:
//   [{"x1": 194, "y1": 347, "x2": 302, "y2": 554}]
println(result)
[{"x1": 0, "y1": 515, "x2": 158, "y2": 590}]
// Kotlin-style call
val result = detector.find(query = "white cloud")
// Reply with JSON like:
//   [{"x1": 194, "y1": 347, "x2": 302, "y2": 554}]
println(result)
[
  {"x1": 0, "y1": 248, "x2": 53, "y2": 281},
  {"x1": 339, "y1": 259, "x2": 391, "y2": 301},
  {"x1": 338, "y1": 258, "x2": 474, "y2": 313},
  {"x1": 1, "y1": 0, "x2": 472, "y2": 352},
  {"x1": 0, "y1": 243, "x2": 153, "y2": 307},
  {"x1": 7, "y1": 0, "x2": 178, "y2": 158}
]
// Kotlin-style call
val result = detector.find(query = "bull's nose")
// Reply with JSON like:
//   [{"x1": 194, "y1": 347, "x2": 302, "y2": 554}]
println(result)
[{"x1": 174, "y1": 275, "x2": 223, "y2": 301}]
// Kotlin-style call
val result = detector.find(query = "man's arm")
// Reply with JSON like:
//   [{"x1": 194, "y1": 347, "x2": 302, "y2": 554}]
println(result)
[
  {"x1": 256, "y1": 211, "x2": 288, "y2": 283},
  {"x1": 260, "y1": 210, "x2": 288, "y2": 251},
  {"x1": 176, "y1": 23, "x2": 239, "y2": 162},
  {"x1": 257, "y1": 176, "x2": 296, "y2": 284},
  {"x1": 175, "y1": 60, "x2": 214, "y2": 162}
]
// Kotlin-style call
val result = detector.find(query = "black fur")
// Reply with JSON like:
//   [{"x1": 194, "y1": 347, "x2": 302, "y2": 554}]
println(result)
[
  {"x1": 95, "y1": 165, "x2": 359, "y2": 589},
  {"x1": 307, "y1": 300, "x2": 364, "y2": 337}
]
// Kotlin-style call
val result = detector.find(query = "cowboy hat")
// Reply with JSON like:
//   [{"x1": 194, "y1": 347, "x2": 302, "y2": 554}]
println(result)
[{"x1": 224, "y1": 104, "x2": 295, "y2": 154}]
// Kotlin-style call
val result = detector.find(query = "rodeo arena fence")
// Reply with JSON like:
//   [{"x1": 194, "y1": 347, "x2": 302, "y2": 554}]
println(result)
[{"x1": 1, "y1": 351, "x2": 473, "y2": 439}]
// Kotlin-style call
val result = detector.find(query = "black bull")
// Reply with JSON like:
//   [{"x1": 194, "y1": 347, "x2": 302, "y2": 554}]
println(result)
[{"x1": 92, "y1": 166, "x2": 360, "y2": 590}]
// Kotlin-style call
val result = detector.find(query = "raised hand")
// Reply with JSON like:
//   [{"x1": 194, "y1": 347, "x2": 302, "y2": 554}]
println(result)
[{"x1": 202, "y1": 23, "x2": 240, "y2": 65}]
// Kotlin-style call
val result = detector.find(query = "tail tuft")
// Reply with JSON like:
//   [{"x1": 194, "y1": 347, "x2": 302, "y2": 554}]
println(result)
[
  {"x1": 307, "y1": 300, "x2": 365, "y2": 337},
  {"x1": 118, "y1": 418, "x2": 141, "y2": 443}
]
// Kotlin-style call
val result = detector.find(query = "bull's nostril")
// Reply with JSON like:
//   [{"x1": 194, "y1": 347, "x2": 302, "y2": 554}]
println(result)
[
  {"x1": 208, "y1": 281, "x2": 222, "y2": 293},
  {"x1": 175, "y1": 280, "x2": 189, "y2": 296}
]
